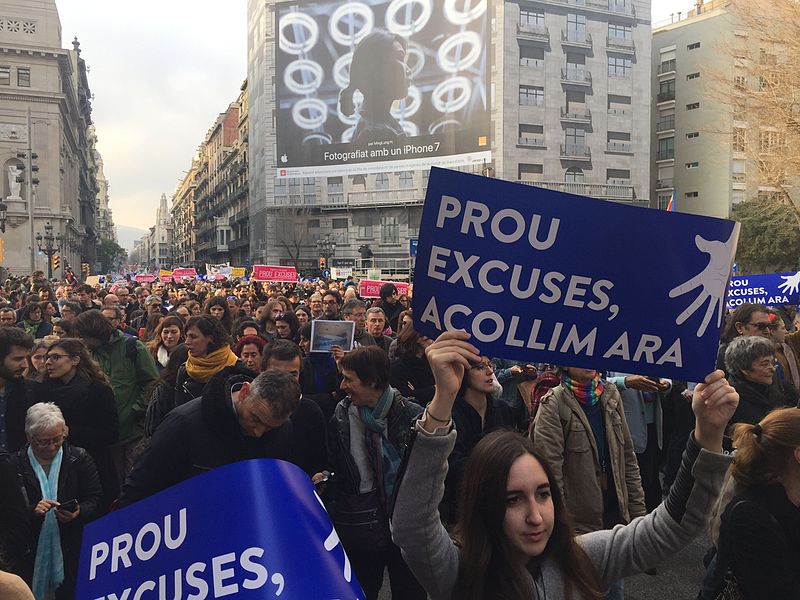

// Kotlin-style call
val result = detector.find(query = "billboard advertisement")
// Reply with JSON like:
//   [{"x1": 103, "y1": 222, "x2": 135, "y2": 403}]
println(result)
[{"x1": 275, "y1": 0, "x2": 492, "y2": 178}]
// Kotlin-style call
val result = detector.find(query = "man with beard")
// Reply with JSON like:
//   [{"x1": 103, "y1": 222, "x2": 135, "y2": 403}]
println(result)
[
  {"x1": 0, "y1": 327, "x2": 34, "y2": 452},
  {"x1": 322, "y1": 290, "x2": 343, "y2": 320}
]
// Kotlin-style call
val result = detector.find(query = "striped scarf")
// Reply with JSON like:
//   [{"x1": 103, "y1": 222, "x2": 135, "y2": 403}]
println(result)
[{"x1": 561, "y1": 373, "x2": 604, "y2": 406}]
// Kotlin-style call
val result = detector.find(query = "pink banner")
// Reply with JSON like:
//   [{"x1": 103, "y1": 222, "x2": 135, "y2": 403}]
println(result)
[
  {"x1": 358, "y1": 279, "x2": 410, "y2": 298},
  {"x1": 134, "y1": 274, "x2": 155, "y2": 283},
  {"x1": 252, "y1": 264, "x2": 298, "y2": 282},
  {"x1": 159, "y1": 275, "x2": 172, "y2": 282},
  {"x1": 172, "y1": 268, "x2": 197, "y2": 280}
]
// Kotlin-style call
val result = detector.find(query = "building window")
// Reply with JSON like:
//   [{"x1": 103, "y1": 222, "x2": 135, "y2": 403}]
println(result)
[
  {"x1": 399, "y1": 171, "x2": 414, "y2": 188},
  {"x1": 17, "y1": 67, "x2": 30, "y2": 87},
  {"x1": 520, "y1": 8, "x2": 544, "y2": 26},
  {"x1": 518, "y1": 163, "x2": 543, "y2": 182},
  {"x1": 686, "y1": 162, "x2": 699, "y2": 169},
  {"x1": 567, "y1": 13, "x2": 587, "y2": 32},
  {"x1": 685, "y1": 191, "x2": 699, "y2": 198},
  {"x1": 733, "y1": 128, "x2": 746, "y2": 152},
  {"x1": 608, "y1": 94, "x2": 631, "y2": 115},
  {"x1": 327, "y1": 176, "x2": 343, "y2": 193},
  {"x1": 686, "y1": 102, "x2": 700, "y2": 110},
  {"x1": 607, "y1": 168, "x2": 630, "y2": 184},
  {"x1": 307, "y1": 219, "x2": 320, "y2": 229},
  {"x1": 375, "y1": 173, "x2": 389, "y2": 189},
  {"x1": 686, "y1": 132, "x2": 699, "y2": 139},
  {"x1": 332, "y1": 217, "x2": 348, "y2": 229},
  {"x1": 608, "y1": 56, "x2": 632, "y2": 77},
  {"x1": 380, "y1": 216, "x2": 400, "y2": 244},
  {"x1": 357, "y1": 225, "x2": 372, "y2": 238},
  {"x1": 657, "y1": 137, "x2": 674, "y2": 160},
  {"x1": 658, "y1": 194, "x2": 673, "y2": 210},
  {"x1": 608, "y1": 23, "x2": 631, "y2": 39},
  {"x1": 687, "y1": 42, "x2": 701, "y2": 50},
  {"x1": 565, "y1": 127, "x2": 585, "y2": 147},
  {"x1": 734, "y1": 75, "x2": 747, "y2": 90},
  {"x1": 686, "y1": 72, "x2": 700, "y2": 80},
  {"x1": 659, "y1": 58, "x2": 676, "y2": 74},
  {"x1": 0, "y1": 66, "x2": 9, "y2": 85},
  {"x1": 519, "y1": 85, "x2": 544, "y2": 106},
  {"x1": 760, "y1": 130, "x2": 781, "y2": 153},
  {"x1": 565, "y1": 167, "x2": 584, "y2": 183},
  {"x1": 303, "y1": 177, "x2": 314, "y2": 192}
]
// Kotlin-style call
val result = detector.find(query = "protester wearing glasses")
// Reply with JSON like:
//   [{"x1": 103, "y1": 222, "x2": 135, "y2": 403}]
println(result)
[
  {"x1": 16, "y1": 304, "x2": 52, "y2": 339},
  {"x1": 441, "y1": 356, "x2": 515, "y2": 524},
  {"x1": 33, "y1": 338, "x2": 119, "y2": 511},
  {"x1": 724, "y1": 336, "x2": 797, "y2": 427},
  {"x1": 716, "y1": 304, "x2": 775, "y2": 374},
  {"x1": 13, "y1": 402, "x2": 102, "y2": 600}
]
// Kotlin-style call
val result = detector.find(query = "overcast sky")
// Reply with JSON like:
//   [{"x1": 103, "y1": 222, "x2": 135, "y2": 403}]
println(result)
[{"x1": 55, "y1": 0, "x2": 696, "y2": 235}]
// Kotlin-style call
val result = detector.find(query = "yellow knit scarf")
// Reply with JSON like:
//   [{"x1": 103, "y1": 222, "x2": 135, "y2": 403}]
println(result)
[{"x1": 185, "y1": 345, "x2": 238, "y2": 383}]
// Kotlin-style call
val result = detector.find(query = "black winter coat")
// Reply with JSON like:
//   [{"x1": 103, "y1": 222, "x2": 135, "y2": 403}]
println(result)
[
  {"x1": 389, "y1": 354, "x2": 435, "y2": 407},
  {"x1": 13, "y1": 444, "x2": 102, "y2": 598},
  {"x1": 33, "y1": 376, "x2": 119, "y2": 510},
  {"x1": 728, "y1": 375, "x2": 797, "y2": 426},
  {"x1": 0, "y1": 451, "x2": 30, "y2": 575},
  {"x1": 119, "y1": 364, "x2": 294, "y2": 507},
  {"x1": 717, "y1": 484, "x2": 800, "y2": 599},
  {"x1": 3, "y1": 378, "x2": 37, "y2": 452}
]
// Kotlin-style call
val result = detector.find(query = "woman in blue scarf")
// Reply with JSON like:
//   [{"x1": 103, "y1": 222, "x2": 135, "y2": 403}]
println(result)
[{"x1": 14, "y1": 403, "x2": 102, "y2": 599}]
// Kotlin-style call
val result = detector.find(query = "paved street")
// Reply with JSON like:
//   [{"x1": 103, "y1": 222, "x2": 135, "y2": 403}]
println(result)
[{"x1": 378, "y1": 534, "x2": 709, "y2": 599}]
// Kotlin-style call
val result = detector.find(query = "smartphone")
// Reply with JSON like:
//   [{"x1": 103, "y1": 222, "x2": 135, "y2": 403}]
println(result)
[{"x1": 57, "y1": 499, "x2": 78, "y2": 512}]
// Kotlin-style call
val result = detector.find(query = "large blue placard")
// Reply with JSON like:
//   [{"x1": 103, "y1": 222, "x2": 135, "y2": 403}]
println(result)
[
  {"x1": 727, "y1": 271, "x2": 800, "y2": 309},
  {"x1": 411, "y1": 168, "x2": 740, "y2": 381},
  {"x1": 77, "y1": 459, "x2": 363, "y2": 600}
]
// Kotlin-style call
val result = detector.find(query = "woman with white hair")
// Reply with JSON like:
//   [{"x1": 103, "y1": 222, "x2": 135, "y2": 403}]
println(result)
[{"x1": 12, "y1": 403, "x2": 102, "y2": 600}]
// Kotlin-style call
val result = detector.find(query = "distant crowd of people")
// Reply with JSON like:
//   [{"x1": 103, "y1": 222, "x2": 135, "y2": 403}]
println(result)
[{"x1": 0, "y1": 269, "x2": 797, "y2": 600}]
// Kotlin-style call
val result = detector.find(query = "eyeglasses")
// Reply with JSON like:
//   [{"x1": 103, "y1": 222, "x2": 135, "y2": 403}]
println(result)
[
  {"x1": 748, "y1": 322, "x2": 774, "y2": 332},
  {"x1": 323, "y1": 300, "x2": 339, "y2": 305},
  {"x1": 44, "y1": 353, "x2": 74, "y2": 363},
  {"x1": 31, "y1": 434, "x2": 66, "y2": 448}
]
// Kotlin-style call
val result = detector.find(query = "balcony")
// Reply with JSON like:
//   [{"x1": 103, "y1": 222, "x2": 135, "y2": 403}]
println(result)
[
  {"x1": 657, "y1": 62, "x2": 677, "y2": 76},
  {"x1": 656, "y1": 179, "x2": 674, "y2": 190},
  {"x1": 517, "y1": 22, "x2": 549, "y2": 42},
  {"x1": 561, "y1": 29, "x2": 592, "y2": 48},
  {"x1": 518, "y1": 180, "x2": 641, "y2": 204},
  {"x1": 317, "y1": 187, "x2": 424, "y2": 210},
  {"x1": 227, "y1": 237, "x2": 249, "y2": 250},
  {"x1": 518, "y1": 136, "x2": 546, "y2": 147},
  {"x1": 606, "y1": 141, "x2": 632, "y2": 153},
  {"x1": 561, "y1": 67, "x2": 592, "y2": 86},
  {"x1": 560, "y1": 143, "x2": 592, "y2": 161},
  {"x1": 657, "y1": 91, "x2": 675, "y2": 103},
  {"x1": 656, "y1": 116, "x2": 675, "y2": 132},
  {"x1": 228, "y1": 208, "x2": 249, "y2": 225},
  {"x1": 519, "y1": 57, "x2": 544, "y2": 69},
  {"x1": 656, "y1": 149, "x2": 675, "y2": 161},
  {"x1": 560, "y1": 107, "x2": 592, "y2": 124},
  {"x1": 606, "y1": 36, "x2": 635, "y2": 54}
]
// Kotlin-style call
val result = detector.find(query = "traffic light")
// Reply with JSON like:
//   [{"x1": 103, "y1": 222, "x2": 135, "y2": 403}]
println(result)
[
  {"x1": 81, "y1": 262, "x2": 90, "y2": 276},
  {"x1": 14, "y1": 153, "x2": 40, "y2": 186},
  {"x1": 51, "y1": 255, "x2": 60, "y2": 272},
  {"x1": 319, "y1": 257, "x2": 326, "y2": 269}
]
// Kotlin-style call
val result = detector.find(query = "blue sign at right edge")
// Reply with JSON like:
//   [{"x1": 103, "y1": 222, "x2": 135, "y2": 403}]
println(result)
[
  {"x1": 727, "y1": 271, "x2": 800, "y2": 309},
  {"x1": 411, "y1": 168, "x2": 740, "y2": 381}
]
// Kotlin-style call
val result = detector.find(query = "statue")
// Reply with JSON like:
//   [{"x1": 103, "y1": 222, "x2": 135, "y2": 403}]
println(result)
[{"x1": 7, "y1": 165, "x2": 22, "y2": 200}]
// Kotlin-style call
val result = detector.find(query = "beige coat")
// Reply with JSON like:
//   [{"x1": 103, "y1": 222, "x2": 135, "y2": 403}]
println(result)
[{"x1": 531, "y1": 383, "x2": 646, "y2": 534}]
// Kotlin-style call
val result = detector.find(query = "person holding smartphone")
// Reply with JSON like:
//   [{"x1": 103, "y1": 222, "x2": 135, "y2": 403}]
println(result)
[{"x1": 13, "y1": 403, "x2": 102, "y2": 599}]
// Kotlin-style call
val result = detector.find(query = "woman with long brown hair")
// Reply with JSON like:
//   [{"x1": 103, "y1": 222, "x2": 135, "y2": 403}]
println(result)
[
  {"x1": 391, "y1": 331, "x2": 739, "y2": 600},
  {"x1": 146, "y1": 315, "x2": 185, "y2": 372},
  {"x1": 32, "y1": 338, "x2": 119, "y2": 510}
]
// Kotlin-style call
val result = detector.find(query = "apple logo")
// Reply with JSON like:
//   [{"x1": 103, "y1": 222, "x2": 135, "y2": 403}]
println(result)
[{"x1": 280, "y1": 153, "x2": 288, "y2": 164}]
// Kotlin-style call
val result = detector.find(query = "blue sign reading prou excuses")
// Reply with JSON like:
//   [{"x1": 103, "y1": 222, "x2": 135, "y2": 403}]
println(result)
[
  {"x1": 411, "y1": 168, "x2": 740, "y2": 381},
  {"x1": 727, "y1": 271, "x2": 800, "y2": 309},
  {"x1": 77, "y1": 460, "x2": 363, "y2": 600}
]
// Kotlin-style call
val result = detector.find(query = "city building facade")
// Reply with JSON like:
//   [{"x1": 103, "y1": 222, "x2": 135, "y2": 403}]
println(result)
[
  {"x1": 0, "y1": 0, "x2": 100, "y2": 276},
  {"x1": 246, "y1": 0, "x2": 652, "y2": 276},
  {"x1": 170, "y1": 160, "x2": 197, "y2": 267}
]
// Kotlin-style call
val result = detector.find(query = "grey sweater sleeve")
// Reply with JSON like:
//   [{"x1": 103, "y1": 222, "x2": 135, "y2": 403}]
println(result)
[
  {"x1": 390, "y1": 424, "x2": 461, "y2": 600},
  {"x1": 578, "y1": 435, "x2": 733, "y2": 583}
]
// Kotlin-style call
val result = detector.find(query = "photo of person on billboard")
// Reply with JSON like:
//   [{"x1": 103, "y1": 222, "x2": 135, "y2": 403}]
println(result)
[{"x1": 339, "y1": 30, "x2": 410, "y2": 146}]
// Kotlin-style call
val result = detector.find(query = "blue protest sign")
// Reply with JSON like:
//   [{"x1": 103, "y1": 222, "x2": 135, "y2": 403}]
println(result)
[
  {"x1": 727, "y1": 271, "x2": 800, "y2": 309},
  {"x1": 77, "y1": 459, "x2": 363, "y2": 600},
  {"x1": 411, "y1": 168, "x2": 740, "y2": 381}
]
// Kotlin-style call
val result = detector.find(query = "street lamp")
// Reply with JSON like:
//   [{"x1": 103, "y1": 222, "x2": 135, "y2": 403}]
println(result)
[
  {"x1": 35, "y1": 221, "x2": 63, "y2": 279},
  {"x1": 316, "y1": 234, "x2": 336, "y2": 269}
]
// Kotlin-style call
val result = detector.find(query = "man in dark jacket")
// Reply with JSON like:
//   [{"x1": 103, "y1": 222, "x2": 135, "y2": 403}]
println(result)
[
  {"x1": 0, "y1": 450, "x2": 30, "y2": 576},
  {"x1": 0, "y1": 327, "x2": 34, "y2": 452},
  {"x1": 119, "y1": 365, "x2": 301, "y2": 507}
]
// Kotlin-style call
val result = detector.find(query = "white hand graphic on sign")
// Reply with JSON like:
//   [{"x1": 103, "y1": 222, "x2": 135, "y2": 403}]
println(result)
[
  {"x1": 669, "y1": 231, "x2": 737, "y2": 337},
  {"x1": 778, "y1": 271, "x2": 800, "y2": 295},
  {"x1": 314, "y1": 491, "x2": 352, "y2": 583}
]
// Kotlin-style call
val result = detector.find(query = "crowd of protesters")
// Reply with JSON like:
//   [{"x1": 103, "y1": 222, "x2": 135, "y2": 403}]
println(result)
[{"x1": 0, "y1": 268, "x2": 797, "y2": 599}]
